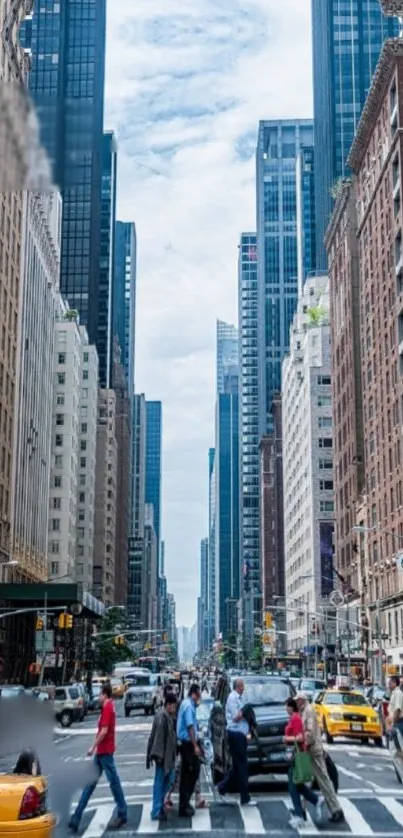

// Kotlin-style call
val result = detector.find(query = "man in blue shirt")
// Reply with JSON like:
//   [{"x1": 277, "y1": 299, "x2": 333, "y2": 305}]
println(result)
[
  {"x1": 217, "y1": 678, "x2": 253, "y2": 806},
  {"x1": 176, "y1": 683, "x2": 201, "y2": 817}
]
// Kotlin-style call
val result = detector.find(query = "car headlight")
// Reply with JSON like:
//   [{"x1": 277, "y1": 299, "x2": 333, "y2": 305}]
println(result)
[{"x1": 330, "y1": 713, "x2": 343, "y2": 721}]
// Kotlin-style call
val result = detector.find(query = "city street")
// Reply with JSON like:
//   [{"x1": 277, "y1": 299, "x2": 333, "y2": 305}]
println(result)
[{"x1": 50, "y1": 701, "x2": 403, "y2": 838}]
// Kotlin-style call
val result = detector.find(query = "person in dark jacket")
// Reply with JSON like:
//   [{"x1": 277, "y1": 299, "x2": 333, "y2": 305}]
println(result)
[{"x1": 147, "y1": 693, "x2": 178, "y2": 821}]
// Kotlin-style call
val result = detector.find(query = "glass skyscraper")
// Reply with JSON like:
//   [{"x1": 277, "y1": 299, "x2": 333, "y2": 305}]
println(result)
[
  {"x1": 238, "y1": 234, "x2": 260, "y2": 596},
  {"x1": 99, "y1": 131, "x2": 117, "y2": 388},
  {"x1": 312, "y1": 0, "x2": 398, "y2": 268},
  {"x1": 113, "y1": 221, "x2": 137, "y2": 400},
  {"x1": 216, "y1": 320, "x2": 238, "y2": 394},
  {"x1": 145, "y1": 401, "x2": 162, "y2": 569},
  {"x1": 256, "y1": 120, "x2": 315, "y2": 436},
  {"x1": 28, "y1": 0, "x2": 107, "y2": 338},
  {"x1": 216, "y1": 375, "x2": 240, "y2": 641}
]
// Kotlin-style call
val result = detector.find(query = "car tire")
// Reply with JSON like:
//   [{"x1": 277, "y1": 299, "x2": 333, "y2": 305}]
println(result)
[
  {"x1": 60, "y1": 710, "x2": 73, "y2": 728},
  {"x1": 125, "y1": 708, "x2": 130, "y2": 718},
  {"x1": 374, "y1": 737, "x2": 383, "y2": 748},
  {"x1": 324, "y1": 721, "x2": 334, "y2": 744}
]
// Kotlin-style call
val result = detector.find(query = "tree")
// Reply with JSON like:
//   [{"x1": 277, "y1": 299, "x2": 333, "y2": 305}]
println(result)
[{"x1": 93, "y1": 607, "x2": 132, "y2": 675}]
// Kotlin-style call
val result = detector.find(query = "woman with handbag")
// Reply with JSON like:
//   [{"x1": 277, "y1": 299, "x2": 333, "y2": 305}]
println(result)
[{"x1": 283, "y1": 698, "x2": 324, "y2": 829}]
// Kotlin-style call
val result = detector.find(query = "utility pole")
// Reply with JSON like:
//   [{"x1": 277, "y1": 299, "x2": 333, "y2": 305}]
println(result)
[
  {"x1": 306, "y1": 604, "x2": 310, "y2": 676},
  {"x1": 38, "y1": 591, "x2": 48, "y2": 687},
  {"x1": 346, "y1": 602, "x2": 351, "y2": 677},
  {"x1": 377, "y1": 599, "x2": 384, "y2": 687}
]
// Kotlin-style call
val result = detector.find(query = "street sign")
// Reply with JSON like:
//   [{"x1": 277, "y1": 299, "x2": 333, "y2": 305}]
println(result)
[
  {"x1": 35, "y1": 630, "x2": 54, "y2": 654},
  {"x1": 254, "y1": 627, "x2": 262, "y2": 637},
  {"x1": 36, "y1": 653, "x2": 61, "y2": 667},
  {"x1": 329, "y1": 590, "x2": 344, "y2": 607}
]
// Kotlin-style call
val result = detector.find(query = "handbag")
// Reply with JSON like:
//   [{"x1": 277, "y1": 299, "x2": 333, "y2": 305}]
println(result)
[{"x1": 292, "y1": 746, "x2": 313, "y2": 785}]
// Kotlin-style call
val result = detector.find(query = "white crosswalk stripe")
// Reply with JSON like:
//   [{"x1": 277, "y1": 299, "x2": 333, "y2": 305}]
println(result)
[{"x1": 61, "y1": 795, "x2": 403, "y2": 836}]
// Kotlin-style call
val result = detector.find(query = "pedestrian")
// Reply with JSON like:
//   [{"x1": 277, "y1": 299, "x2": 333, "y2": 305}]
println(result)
[
  {"x1": 176, "y1": 683, "x2": 202, "y2": 817},
  {"x1": 388, "y1": 676, "x2": 403, "y2": 759},
  {"x1": 68, "y1": 682, "x2": 127, "y2": 833},
  {"x1": 296, "y1": 692, "x2": 344, "y2": 824},
  {"x1": 216, "y1": 678, "x2": 254, "y2": 807},
  {"x1": 146, "y1": 693, "x2": 178, "y2": 821},
  {"x1": 283, "y1": 697, "x2": 323, "y2": 829}
]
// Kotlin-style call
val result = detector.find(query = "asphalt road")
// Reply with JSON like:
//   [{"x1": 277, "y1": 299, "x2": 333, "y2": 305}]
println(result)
[{"x1": 44, "y1": 702, "x2": 403, "y2": 838}]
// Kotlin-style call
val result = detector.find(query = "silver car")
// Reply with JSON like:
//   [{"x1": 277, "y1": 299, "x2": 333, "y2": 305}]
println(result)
[{"x1": 124, "y1": 673, "x2": 162, "y2": 717}]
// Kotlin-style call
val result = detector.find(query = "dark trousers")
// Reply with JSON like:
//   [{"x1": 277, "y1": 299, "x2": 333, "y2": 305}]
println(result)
[
  {"x1": 218, "y1": 730, "x2": 250, "y2": 805},
  {"x1": 288, "y1": 767, "x2": 318, "y2": 818},
  {"x1": 178, "y1": 741, "x2": 200, "y2": 812}
]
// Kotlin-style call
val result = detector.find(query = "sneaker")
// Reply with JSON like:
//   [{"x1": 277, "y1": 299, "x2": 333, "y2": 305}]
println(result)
[
  {"x1": 289, "y1": 815, "x2": 307, "y2": 829},
  {"x1": 290, "y1": 809, "x2": 307, "y2": 821},
  {"x1": 109, "y1": 817, "x2": 128, "y2": 830},
  {"x1": 315, "y1": 795, "x2": 325, "y2": 822},
  {"x1": 215, "y1": 787, "x2": 226, "y2": 803},
  {"x1": 241, "y1": 799, "x2": 257, "y2": 806},
  {"x1": 328, "y1": 810, "x2": 345, "y2": 824},
  {"x1": 68, "y1": 823, "x2": 78, "y2": 835}
]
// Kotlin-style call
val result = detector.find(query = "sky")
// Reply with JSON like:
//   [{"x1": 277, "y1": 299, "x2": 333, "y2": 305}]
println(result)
[{"x1": 105, "y1": 0, "x2": 313, "y2": 626}]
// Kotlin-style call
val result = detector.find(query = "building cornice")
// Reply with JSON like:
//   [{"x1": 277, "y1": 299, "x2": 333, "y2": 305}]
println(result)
[
  {"x1": 324, "y1": 179, "x2": 353, "y2": 247},
  {"x1": 379, "y1": 1, "x2": 403, "y2": 15},
  {"x1": 348, "y1": 38, "x2": 403, "y2": 172}
]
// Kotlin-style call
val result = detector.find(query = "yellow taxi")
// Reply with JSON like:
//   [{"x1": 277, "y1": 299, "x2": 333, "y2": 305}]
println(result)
[
  {"x1": 110, "y1": 677, "x2": 126, "y2": 699},
  {"x1": 313, "y1": 687, "x2": 383, "y2": 746},
  {"x1": 0, "y1": 773, "x2": 55, "y2": 836}
]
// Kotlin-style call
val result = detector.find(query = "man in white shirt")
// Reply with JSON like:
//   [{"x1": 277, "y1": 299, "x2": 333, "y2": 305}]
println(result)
[{"x1": 216, "y1": 679, "x2": 254, "y2": 806}]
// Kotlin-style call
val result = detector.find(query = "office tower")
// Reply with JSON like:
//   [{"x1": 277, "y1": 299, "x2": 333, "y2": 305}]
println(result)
[
  {"x1": 296, "y1": 146, "x2": 316, "y2": 294},
  {"x1": 93, "y1": 389, "x2": 117, "y2": 606},
  {"x1": 98, "y1": 131, "x2": 118, "y2": 388},
  {"x1": 145, "y1": 401, "x2": 162, "y2": 567},
  {"x1": 259, "y1": 395, "x2": 285, "y2": 653},
  {"x1": 216, "y1": 320, "x2": 238, "y2": 393},
  {"x1": 216, "y1": 363, "x2": 240, "y2": 641},
  {"x1": 312, "y1": 0, "x2": 398, "y2": 269},
  {"x1": 76, "y1": 333, "x2": 98, "y2": 592},
  {"x1": 11, "y1": 193, "x2": 61, "y2": 583},
  {"x1": 143, "y1": 504, "x2": 158, "y2": 631},
  {"x1": 326, "y1": 181, "x2": 364, "y2": 607},
  {"x1": 128, "y1": 394, "x2": 146, "y2": 620},
  {"x1": 113, "y1": 221, "x2": 137, "y2": 399},
  {"x1": 238, "y1": 234, "x2": 260, "y2": 601},
  {"x1": 208, "y1": 448, "x2": 216, "y2": 643},
  {"x1": 198, "y1": 537, "x2": 209, "y2": 652},
  {"x1": 166, "y1": 592, "x2": 177, "y2": 649},
  {"x1": 48, "y1": 301, "x2": 98, "y2": 583},
  {"x1": 282, "y1": 276, "x2": 334, "y2": 651},
  {"x1": 28, "y1": 0, "x2": 107, "y2": 338},
  {"x1": 256, "y1": 119, "x2": 315, "y2": 437},
  {"x1": 112, "y1": 341, "x2": 131, "y2": 606},
  {"x1": 330, "y1": 38, "x2": 403, "y2": 668},
  {"x1": 0, "y1": 0, "x2": 31, "y2": 578}
]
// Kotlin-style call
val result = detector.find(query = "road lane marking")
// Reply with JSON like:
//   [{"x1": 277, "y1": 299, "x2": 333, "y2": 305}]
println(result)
[
  {"x1": 81, "y1": 802, "x2": 115, "y2": 836},
  {"x1": 137, "y1": 808, "x2": 160, "y2": 833},
  {"x1": 239, "y1": 804, "x2": 266, "y2": 834},
  {"x1": 340, "y1": 798, "x2": 374, "y2": 834},
  {"x1": 338, "y1": 765, "x2": 365, "y2": 782},
  {"x1": 284, "y1": 799, "x2": 319, "y2": 834},
  {"x1": 192, "y1": 807, "x2": 211, "y2": 831},
  {"x1": 379, "y1": 797, "x2": 403, "y2": 827}
]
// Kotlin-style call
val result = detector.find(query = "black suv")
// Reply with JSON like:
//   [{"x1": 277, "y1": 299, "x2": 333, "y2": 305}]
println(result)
[{"x1": 211, "y1": 673, "x2": 295, "y2": 778}]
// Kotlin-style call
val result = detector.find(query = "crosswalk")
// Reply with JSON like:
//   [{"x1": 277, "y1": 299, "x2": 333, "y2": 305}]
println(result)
[{"x1": 58, "y1": 795, "x2": 403, "y2": 837}]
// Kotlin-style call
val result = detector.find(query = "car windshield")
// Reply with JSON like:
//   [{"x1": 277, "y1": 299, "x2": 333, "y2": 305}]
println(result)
[
  {"x1": 301, "y1": 679, "x2": 326, "y2": 691},
  {"x1": 324, "y1": 691, "x2": 369, "y2": 706},
  {"x1": 129, "y1": 676, "x2": 151, "y2": 687},
  {"x1": 243, "y1": 679, "x2": 290, "y2": 706}
]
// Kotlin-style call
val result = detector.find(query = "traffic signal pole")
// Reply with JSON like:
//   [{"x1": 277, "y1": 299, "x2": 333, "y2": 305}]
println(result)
[{"x1": 38, "y1": 592, "x2": 48, "y2": 687}]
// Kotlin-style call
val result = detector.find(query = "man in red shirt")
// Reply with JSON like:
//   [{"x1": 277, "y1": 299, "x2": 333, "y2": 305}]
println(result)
[{"x1": 69, "y1": 682, "x2": 128, "y2": 833}]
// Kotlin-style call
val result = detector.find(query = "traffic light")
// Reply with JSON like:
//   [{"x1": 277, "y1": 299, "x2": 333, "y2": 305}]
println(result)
[
  {"x1": 65, "y1": 614, "x2": 73, "y2": 630},
  {"x1": 58, "y1": 613, "x2": 66, "y2": 629},
  {"x1": 264, "y1": 611, "x2": 273, "y2": 629},
  {"x1": 36, "y1": 616, "x2": 44, "y2": 631},
  {"x1": 114, "y1": 634, "x2": 125, "y2": 646}
]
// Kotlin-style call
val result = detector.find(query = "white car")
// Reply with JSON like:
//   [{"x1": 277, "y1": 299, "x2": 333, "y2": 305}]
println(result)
[{"x1": 124, "y1": 673, "x2": 162, "y2": 717}]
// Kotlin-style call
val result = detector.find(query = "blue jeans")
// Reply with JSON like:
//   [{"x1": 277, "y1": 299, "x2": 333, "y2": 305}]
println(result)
[
  {"x1": 151, "y1": 765, "x2": 175, "y2": 819},
  {"x1": 288, "y1": 767, "x2": 318, "y2": 818},
  {"x1": 70, "y1": 753, "x2": 127, "y2": 828}
]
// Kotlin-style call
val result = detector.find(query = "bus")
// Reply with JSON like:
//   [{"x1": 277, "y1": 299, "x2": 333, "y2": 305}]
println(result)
[{"x1": 137, "y1": 656, "x2": 165, "y2": 674}]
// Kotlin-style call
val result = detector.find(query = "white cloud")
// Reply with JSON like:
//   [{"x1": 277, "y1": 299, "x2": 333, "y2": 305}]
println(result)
[{"x1": 105, "y1": 0, "x2": 312, "y2": 625}]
